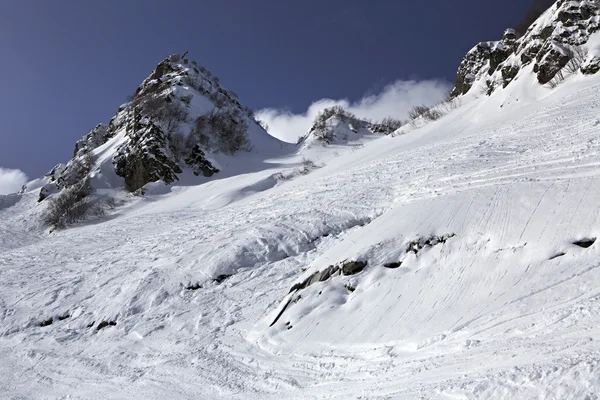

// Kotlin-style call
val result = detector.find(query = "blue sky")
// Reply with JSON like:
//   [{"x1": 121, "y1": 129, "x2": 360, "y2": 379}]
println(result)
[{"x1": 0, "y1": 0, "x2": 531, "y2": 189}]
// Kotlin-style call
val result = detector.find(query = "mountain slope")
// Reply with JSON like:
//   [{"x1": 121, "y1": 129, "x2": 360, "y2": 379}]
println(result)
[
  {"x1": 2, "y1": 70, "x2": 600, "y2": 399},
  {"x1": 3, "y1": 2, "x2": 600, "y2": 399},
  {"x1": 451, "y1": 0, "x2": 600, "y2": 97}
]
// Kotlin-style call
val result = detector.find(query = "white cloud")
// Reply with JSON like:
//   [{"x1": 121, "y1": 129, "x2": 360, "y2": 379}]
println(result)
[
  {"x1": 0, "y1": 168, "x2": 28, "y2": 195},
  {"x1": 257, "y1": 79, "x2": 451, "y2": 143}
]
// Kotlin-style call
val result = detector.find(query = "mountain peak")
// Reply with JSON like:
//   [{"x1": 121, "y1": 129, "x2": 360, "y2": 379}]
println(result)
[{"x1": 35, "y1": 53, "x2": 282, "y2": 197}]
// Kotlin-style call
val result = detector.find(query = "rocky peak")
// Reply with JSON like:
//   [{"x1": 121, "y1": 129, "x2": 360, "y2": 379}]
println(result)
[
  {"x1": 451, "y1": 0, "x2": 600, "y2": 97},
  {"x1": 39, "y1": 53, "x2": 271, "y2": 197},
  {"x1": 298, "y1": 106, "x2": 386, "y2": 147}
]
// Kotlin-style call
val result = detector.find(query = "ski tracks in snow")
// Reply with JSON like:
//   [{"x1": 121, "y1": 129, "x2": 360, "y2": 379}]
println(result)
[{"x1": 3, "y1": 78, "x2": 600, "y2": 397}]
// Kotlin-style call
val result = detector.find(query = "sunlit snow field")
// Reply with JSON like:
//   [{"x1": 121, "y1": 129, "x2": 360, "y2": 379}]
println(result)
[{"x1": 2, "y1": 69, "x2": 600, "y2": 398}]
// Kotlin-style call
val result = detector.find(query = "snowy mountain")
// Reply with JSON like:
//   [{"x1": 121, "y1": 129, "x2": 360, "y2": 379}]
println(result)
[
  {"x1": 4, "y1": 1, "x2": 600, "y2": 398},
  {"x1": 33, "y1": 53, "x2": 287, "y2": 203},
  {"x1": 452, "y1": 0, "x2": 600, "y2": 97}
]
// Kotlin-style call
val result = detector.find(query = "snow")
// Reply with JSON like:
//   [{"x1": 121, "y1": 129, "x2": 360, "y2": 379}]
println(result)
[
  {"x1": 3, "y1": 65, "x2": 600, "y2": 398},
  {"x1": 587, "y1": 31, "x2": 600, "y2": 58}
]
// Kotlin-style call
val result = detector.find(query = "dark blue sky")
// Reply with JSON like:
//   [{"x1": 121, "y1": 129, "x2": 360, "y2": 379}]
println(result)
[{"x1": 0, "y1": 0, "x2": 531, "y2": 178}]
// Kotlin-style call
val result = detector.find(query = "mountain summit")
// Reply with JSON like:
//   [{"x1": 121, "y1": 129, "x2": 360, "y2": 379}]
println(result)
[{"x1": 37, "y1": 53, "x2": 284, "y2": 200}]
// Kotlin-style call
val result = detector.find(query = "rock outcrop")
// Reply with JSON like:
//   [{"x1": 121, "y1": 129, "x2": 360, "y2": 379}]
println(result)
[
  {"x1": 113, "y1": 118, "x2": 182, "y2": 191},
  {"x1": 451, "y1": 0, "x2": 600, "y2": 97},
  {"x1": 297, "y1": 106, "x2": 396, "y2": 147},
  {"x1": 73, "y1": 124, "x2": 112, "y2": 158}
]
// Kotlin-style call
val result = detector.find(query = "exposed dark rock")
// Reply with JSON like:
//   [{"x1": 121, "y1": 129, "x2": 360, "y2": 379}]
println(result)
[
  {"x1": 288, "y1": 282, "x2": 303, "y2": 293},
  {"x1": 39, "y1": 53, "x2": 262, "y2": 199},
  {"x1": 540, "y1": 25, "x2": 556, "y2": 40},
  {"x1": 573, "y1": 238, "x2": 596, "y2": 248},
  {"x1": 39, "y1": 318, "x2": 53, "y2": 327},
  {"x1": 306, "y1": 265, "x2": 339, "y2": 287},
  {"x1": 38, "y1": 164, "x2": 67, "y2": 202},
  {"x1": 383, "y1": 262, "x2": 402, "y2": 269},
  {"x1": 289, "y1": 265, "x2": 341, "y2": 293},
  {"x1": 214, "y1": 274, "x2": 232, "y2": 284},
  {"x1": 185, "y1": 145, "x2": 219, "y2": 177},
  {"x1": 96, "y1": 320, "x2": 117, "y2": 330},
  {"x1": 489, "y1": 31, "x2": 517, "y2": 75},
  {"x1": 486, "y1": 80, "x2": 496, "y2": 96},
  {"x1": 148, "y1": 59, "x2": 176, "y2": 83},
  {"x1": 521, "y1": 42, "x2": 543, "y2": 65},
  {"x1": 277, "y1": 234, "x2": 453, "y2": 327},
  {"x1": 549, "y1": 252, "x2": 566, "y2": 260},
  {"x1": 451, "y1": 42, "x2": 494, "y2": 97},
  {"x1": 270, "y1": 294, "x2": 296, "y2": 327},
  {"x1": 341, "y1": 261, "x2": 367, "y2": 276},
  {"x1": 57, "y1": 313, "x2": 70, "y2": 321},
  {"x1": 45, "y1": 164, "x2": 67, "y2": 183},
  {"x1": 73, "y1": 124, "x2": 113, "y2": 158},
  {"x1": 114, "y1": 118, "x2": 182, "y2": 192},
  {"x1": 300, "y1": 105, "x2": 383, "y2": 145},
  {"x1": 489, "y1": 46, "x2": 512, "y2": 75},
  {"x1": 535, "y1": 43, "x2": 571, "y2": 84},
  {"x1": 582, "y1": 57, "x2": 600, "y2": 75},
  {"x1": 407, "y1": 234, "x2": 455, "y2": 255},
  {"x1": 503, "y1": 28, "x2": 517, "y2": 41},
  {"x1": 501, "y1": 64, "x2": 520, "y2": 87},
  {"x1": 286, "y1": 259, "x2": 368, "y2": 298},
  {"x1": 185, "y1": 283, "x2": 202, "y2": 291}
]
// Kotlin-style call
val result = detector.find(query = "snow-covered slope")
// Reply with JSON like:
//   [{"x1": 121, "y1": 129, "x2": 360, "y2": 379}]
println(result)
[
  {"x1": 4, "y1": 3, "x2": 600, "y2": 399},
  {"x1": 2, "y1": 68, "x2": 600, "y2": 398}
]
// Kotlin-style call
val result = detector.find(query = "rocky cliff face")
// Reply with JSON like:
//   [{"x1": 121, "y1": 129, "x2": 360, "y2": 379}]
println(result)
[
  {"x1": 38, "y1": 53, "x2": 271, "y2": 198},
  {"x1": 73, "y1": 124, "x2": 111, "y2": 158},
  {"x1": 451, "y1": 0, "x2": 600, "y2": 97}
]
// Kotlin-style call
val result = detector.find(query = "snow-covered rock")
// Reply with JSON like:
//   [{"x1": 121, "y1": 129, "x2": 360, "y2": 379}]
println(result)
[
  {"x1": 451, "y1": 0, "x2": 600, "y2": 97},
  {"x1": 38, "y1": 53, "x2": 286, "y2": 196},
  {"x1": 72, "y1": 123, "x2": 111, "y2": 158},
  {"x1": 297, "y1": 106, "x2": 391, "y2": 148}
]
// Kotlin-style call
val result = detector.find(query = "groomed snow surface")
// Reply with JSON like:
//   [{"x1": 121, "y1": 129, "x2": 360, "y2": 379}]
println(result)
[{"x1": 3, "y1": 71, "x2": 600, "y2": 399}]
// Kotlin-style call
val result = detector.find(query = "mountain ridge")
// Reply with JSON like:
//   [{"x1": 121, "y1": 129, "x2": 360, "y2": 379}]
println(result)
[{"x1": 451, "y1": 0, "x2": 600, "y2": 97}]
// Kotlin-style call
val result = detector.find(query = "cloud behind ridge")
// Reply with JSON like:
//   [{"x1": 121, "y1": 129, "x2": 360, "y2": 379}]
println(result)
[
  {"x1": 0, "y1": 168, "x2": 28, "y2": 195},
  {"x1": 257, "y1": 79, "x2": 451, "y2": 143}
]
